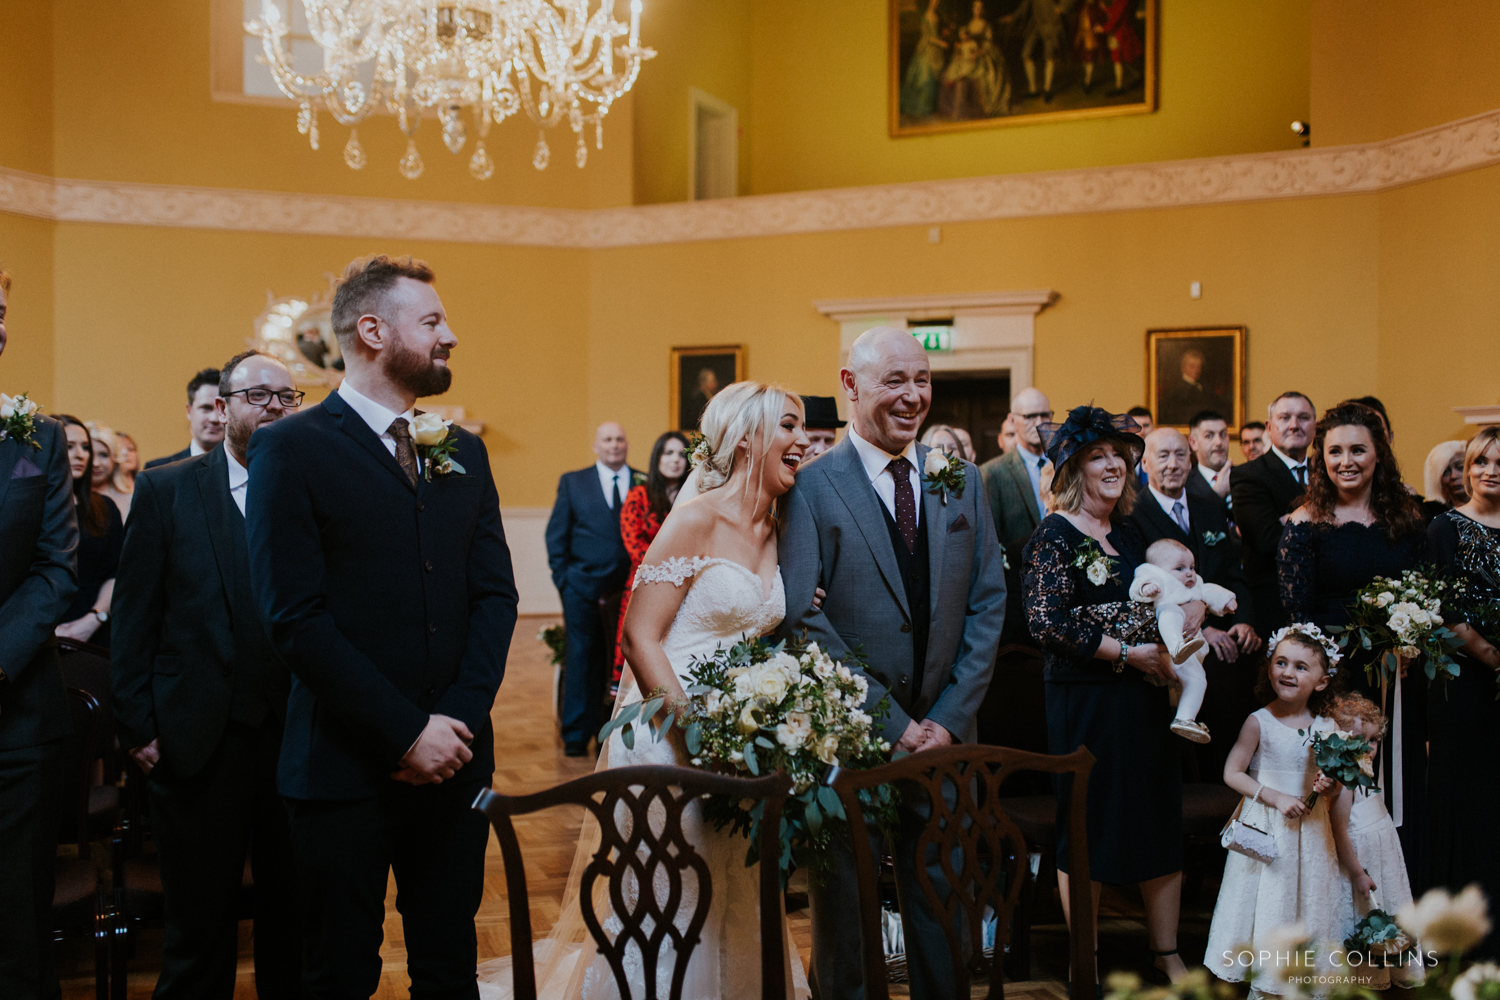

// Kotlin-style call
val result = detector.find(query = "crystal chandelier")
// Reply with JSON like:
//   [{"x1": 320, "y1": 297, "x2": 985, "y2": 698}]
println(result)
[{"x1": 246, "y1": 1, "x2": 655, "y2": 180}]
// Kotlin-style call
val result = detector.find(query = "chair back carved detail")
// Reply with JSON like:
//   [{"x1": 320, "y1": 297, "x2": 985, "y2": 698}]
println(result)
[{"x1": 475, "y1": 764, "x2": 791, "y2": 1000}]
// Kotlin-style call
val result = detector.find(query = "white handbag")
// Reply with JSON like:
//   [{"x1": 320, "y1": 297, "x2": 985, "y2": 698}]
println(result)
[{"x1": 1220, "y1": 787, "x2": 1278, "y2": 864}]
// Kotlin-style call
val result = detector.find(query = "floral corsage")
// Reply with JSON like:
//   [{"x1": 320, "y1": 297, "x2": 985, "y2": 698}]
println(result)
[
  {"x1": 1072, "y1": 538, "x2": 1119, "y2": 587},
  {"x1": 1202, "y1": 530, "x2": 1227, "y2": 547},
  {"x1": 0, "y1": 392, "x2": 42, "y2": 451},
  {"x1": 922, "y1": 449, "x2": 965, "y2": 506},
  {"x1": 687, "y1": 431, "x2": 710, "y2": 471},
  {"x1": 410, "y1": 412, "x2": 466, "y2": 480}
]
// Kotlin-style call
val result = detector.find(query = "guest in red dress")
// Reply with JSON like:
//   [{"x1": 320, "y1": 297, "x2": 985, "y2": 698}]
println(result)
[{"x1": 611, "y1": 431, "x2": 690, "y2": 693}]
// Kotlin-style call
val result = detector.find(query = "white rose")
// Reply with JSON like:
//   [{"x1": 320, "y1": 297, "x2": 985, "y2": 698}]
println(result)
[
  {"x1": 18, "y1": 396, "x2": 37, "y2": 416},
  {"x1": 1452, "y1": 962, "x2": 1500, "y2": 1000},
  {"x1": 1086, "y1": 562, "x2": 1108, "y2": 587},
  {"x1": 1388, "y1": 612, "x2": 1412, "y2": 635},
  {"x1": 776, "y1": 712, "x2": 813, "y2": 750},
  {"x1": 1358, "y1": 753, "x2": 1375, "y2": 778},
  {"x1": 1399, "y1": 645, "x2": 1421, "y2": 660},
  {"x1": 1399, "y1": 885, "x2": 1493, "y2": 956},
  {"x1": 0, "y1": 395, "x2": 15, "y2": 420},
  {"x1": 815, "y1": 733, "x2": 840, "y2": 765},
  {"x1": 732, "y1": 671, "x2": 757, "y2": 700},
  {"x1": 703, "y1": 690, "x2": 723, "y2": 717},
  {"x1": 410, "y1": 412, "x2": 451, "y2": 447},
  {"x1": 835, "y1": 665, "x2": 854, "y2": 684},
  {"x1": 751, "y1": 665, "x2": 789, "y2": 702},
  {"x1": 737, "y1": 704, "x2": 760, "y2": 735},
  {"x1": 1376, "y1": 591, "x2": 1395, "y2": 607},
  {"x1": 924, "y1": 449, "x2": 949, "y2": 477}
]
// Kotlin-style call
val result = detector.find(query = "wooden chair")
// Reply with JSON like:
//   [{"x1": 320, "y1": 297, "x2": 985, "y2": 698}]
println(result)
[
  {"x1": 474, "y1": 765, "x2": 792, "y2": 1000},
  {"x1": 827, "y1": 744, "x2": 1098, "y2": 1000},
  {"x1": 54, "y1": 687, "x2": 113, "y2": 1000},
  {"x1": 57, "y1": 638, "x2": 123, "y2": 848}
]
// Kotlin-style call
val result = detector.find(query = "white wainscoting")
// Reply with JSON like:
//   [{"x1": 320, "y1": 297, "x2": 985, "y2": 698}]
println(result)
[{"x1": 500, "y1": 507, "x2": 562, "y2": 616}]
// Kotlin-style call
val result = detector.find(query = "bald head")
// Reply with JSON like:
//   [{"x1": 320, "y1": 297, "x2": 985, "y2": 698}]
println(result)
[
  {"x1": 840, "y1": 326, "x2": 931, "y2": 454},
  {"x1": 1142, "y1": 426, "x2": 1191, "y2": 498},
  {"x1": 1009, "y1": 387, "x2": 1052, "y2": 455},
  {"x1": 593, "y1": 421, "x2": 628, "y2": 471}
]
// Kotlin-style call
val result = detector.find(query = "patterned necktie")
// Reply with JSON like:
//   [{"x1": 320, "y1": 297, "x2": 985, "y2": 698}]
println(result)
[
  {"x1": 887, "y1": 457, "x2": 917, "y2": 553},
  {"x1": 388, "y1": 417, "x2": 418, "y2": 487},
  {"x1": 1171, "y1": 499, "x2": 1190, "y2": 534}
]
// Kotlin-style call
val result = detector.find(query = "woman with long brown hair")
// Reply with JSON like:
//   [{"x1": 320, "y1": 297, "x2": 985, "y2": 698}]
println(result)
[
  {"x1": 54, "y1": 415, "x2": 123, "y2": 648},
  {"x1": 1276, "y1": 401, "x2": 1426, "y2": 877}
]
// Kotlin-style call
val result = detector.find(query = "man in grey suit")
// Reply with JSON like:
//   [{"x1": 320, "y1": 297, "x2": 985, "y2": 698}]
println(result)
[
  {"x1": 0, "y1": 266, "x2": 80, "y2": 1000},
  {"x1": 979, "y1": 386, "x2": 1051, "y2": 641},
  {"x1": 778, "y1": 326, "x2": 1007, "y2": 1000}
]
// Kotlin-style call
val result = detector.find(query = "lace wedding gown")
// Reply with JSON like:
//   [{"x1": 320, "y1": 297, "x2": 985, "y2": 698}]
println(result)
[{"x1": 479, "y1": 557, "x2": 810, "y2": 1000}]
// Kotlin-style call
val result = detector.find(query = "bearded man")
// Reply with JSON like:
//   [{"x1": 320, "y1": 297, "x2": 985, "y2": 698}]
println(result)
[{"x1": 246, "y1": 255, "x2": 518, "y2": 998}]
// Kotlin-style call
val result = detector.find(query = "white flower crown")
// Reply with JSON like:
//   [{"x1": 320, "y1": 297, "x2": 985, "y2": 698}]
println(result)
[{"x1": 1268, "y1": 622, "x2": 1343, "y2": 672}]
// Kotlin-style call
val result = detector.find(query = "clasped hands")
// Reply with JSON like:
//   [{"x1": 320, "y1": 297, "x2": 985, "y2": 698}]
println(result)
[
  {"x1": 896, "y1": 718, "x2": 954, "y2": 754},
  {"x1": 392, "y1": 714, "x2": 474, "y2": 785}
]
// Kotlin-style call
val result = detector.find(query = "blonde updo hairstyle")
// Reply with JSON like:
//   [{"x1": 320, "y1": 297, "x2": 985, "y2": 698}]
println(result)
[{"x1": 693, "y1": 380, "x2": 803, "y2": 521}]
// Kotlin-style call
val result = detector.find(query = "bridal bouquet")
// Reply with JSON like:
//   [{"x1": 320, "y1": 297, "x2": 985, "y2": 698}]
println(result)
[
  {"x1": 1297, "y1": 726, "x2": 1378, "y2": 808},
  {"x1": 1332, "y1": 570, "x2": 1463, "y2": 684},
  {"x1": 601, "y1": 636, "x2": 898, "y2": 880},
  {"x1": 1344, "y1": 898, "x2": 1419, "y2": 968}
]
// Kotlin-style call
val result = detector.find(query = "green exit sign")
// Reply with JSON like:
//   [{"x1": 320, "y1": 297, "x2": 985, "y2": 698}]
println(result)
[{"x1": 911, "y1": 325, "x2": 953, "y2": 351}]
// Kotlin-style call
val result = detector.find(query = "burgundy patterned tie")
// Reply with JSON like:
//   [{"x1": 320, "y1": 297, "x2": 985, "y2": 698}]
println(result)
[
  {"x1": 388, "y1": 417, "x2": 419, "y2": 488},
  {"x1": 888, "y1": 457, "x2": 917, "y2": 553}
]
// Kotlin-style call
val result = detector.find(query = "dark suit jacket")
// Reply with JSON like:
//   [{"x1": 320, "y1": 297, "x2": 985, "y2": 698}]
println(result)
[
  {"x1": 1230, "y1": 451, "x2": 1305, "y2": 632},
  {"x1": 1126, "y1": 486, "x2": 1251, "y2": 631},
  {"x1": 246, "y1": 391, "x2": 519, "y2": 801},
  {"x1": 544, "y1": 466, "x2": 639, "y2": 601},
  {"x1": 145, "y1": 445, "x2": 193, "y2": 469},
  {"x1": 0, "y1": 415, "x2": 79, "y2": 750},
  {"x1": 111, "y1": 447, "x2": 289, "y2": 778}
]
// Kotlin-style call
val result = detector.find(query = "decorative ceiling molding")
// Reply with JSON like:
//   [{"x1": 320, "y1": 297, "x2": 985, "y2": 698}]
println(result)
[{"x1": 4, "y1": 107, "x2": 1500, "y2": 248}]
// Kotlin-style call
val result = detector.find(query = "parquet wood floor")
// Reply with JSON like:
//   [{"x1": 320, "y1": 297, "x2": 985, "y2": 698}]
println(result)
[{"x1": 60, "y1": 615, "x2": 1208, "y2": 999}]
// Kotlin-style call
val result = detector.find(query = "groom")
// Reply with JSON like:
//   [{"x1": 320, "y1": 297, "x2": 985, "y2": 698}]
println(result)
[
  {"x1": 779, "y1": 326, "x2": 1007, "y2": 1000},
  {"x1": 247, "y1": 255, "x2": 518, "y2": 998}
]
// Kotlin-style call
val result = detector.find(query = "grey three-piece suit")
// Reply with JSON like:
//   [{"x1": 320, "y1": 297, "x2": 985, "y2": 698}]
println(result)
[{"x1": 777, "y1": 436, "x2": 1007, "y2": 1000}]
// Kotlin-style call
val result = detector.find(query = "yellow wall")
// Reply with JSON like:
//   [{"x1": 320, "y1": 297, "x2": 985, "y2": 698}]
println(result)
[
  {"x1": 0, "y1": 0, "x2": 53, "y2": 175},
  {"x1": 747, "y1": 0, "x2": 1312, "y2": 195},
  {"x1": 0, "y1": 214, "x2": 57, "y2": 411},
  {"x1": 1312, "y1": 0, "x2": 1500, "y2": 147}
]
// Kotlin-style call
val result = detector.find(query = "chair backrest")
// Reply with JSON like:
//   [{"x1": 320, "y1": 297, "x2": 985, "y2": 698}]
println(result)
[
  {"x1": 58, "y1": 638, "x2": 118, "y2": 780},
  {"x1": 59, "y1": 687, "x2": 102, "y2": 854},
  {"x1": 829, "y1": 744, "x2": 1097, "y2": 1000},
  {"x1": 474, "y1": 765, "x2": 792, "y2": 1000}
]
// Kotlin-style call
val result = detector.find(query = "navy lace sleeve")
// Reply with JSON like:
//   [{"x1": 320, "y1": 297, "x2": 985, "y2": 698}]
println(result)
[
  {"x1": 1024, "y1": 517, "x2": 1106, "y2": 660},
  {"x1": 1276, "y1": 520, "x2": 1319, "y2": 625}
]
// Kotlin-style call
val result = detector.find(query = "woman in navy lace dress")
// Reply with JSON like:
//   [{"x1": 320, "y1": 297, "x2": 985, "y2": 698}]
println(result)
[
  {"x1": 1024, "y1": 406, "x2": 1196, "y2": 982},
  {"x1": 1276, "y1": 402, "x2": 1426, "y2": 878},
  {"x1": 1424, "y1": 427, "x2": 1500, "y2": 958}
]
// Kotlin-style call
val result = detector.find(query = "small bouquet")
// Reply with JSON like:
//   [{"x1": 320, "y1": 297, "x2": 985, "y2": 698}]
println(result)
[
  {"x1": 1344, "y1": 893, "x2": 1419, "y2": 968},
  {"x1": 0, "y1": 392, "x2": 42, "y2": 450},
  {"x1": 601, "y1": 636, "x2": 897, "y2": 880},
  {"x1": 1297, "y1": 726, "x2": 1378, "y2": 808},
  {"x1": 537, "y1": 623, "x2": 566, "y2": 667},
  {"x1": 1332, "y1": 569, "x2": 1462, "y2": 684}
]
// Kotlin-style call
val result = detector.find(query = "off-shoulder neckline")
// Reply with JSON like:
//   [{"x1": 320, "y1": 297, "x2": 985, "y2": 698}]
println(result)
[{"x1": 637, "y1": 555, "x2": 779, "y2": 602}]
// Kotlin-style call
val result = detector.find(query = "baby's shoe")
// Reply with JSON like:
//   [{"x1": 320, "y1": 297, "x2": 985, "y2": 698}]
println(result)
[
  {"x1": 1171, "y1": 635, "x2": 1205, "y2": 664},
  {"x1": 1170, "y1": 718, "x2": 1211, "y2": 743}
]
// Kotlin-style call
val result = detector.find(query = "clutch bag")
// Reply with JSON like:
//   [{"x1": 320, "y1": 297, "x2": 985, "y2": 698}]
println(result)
[{"x1": 1220, "y1": 788, "x2": 1277, "y2": 864}]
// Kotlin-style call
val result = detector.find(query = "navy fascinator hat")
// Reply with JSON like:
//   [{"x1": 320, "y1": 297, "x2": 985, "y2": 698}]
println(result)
[{"x1": 1040, "y1": 405, "x2": 1144, "y2": 471}]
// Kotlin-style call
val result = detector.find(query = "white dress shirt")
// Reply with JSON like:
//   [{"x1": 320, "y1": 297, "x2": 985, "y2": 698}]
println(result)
[
  {"x1": 1197, "y1": 461, "x2": 1233, "y2": 510},
  {"x1": 1148, "y1": 484, "x2": 1192, "y2": 534},
  {"x1": 189, "y1": 439, "x2": 208, "y2": 457},
  {"x1": 596, "y1": 461, "x2": 630, "y2": 509},
  {"x1": 337, "y1": 381, "x2": 414, "y2": 459},
  {"x1": 1018, "y1": 446, "x2": 1047, "y2": 514},
  {"x1": 225, "y1": 448, "x2": 250, "y2": 518},
  {"x1": 1268, "y1": 443, "x2": 1309, "y2": 485},
  {"x1": 848, "y1": 427, "x2": 922, "y2": 526}
]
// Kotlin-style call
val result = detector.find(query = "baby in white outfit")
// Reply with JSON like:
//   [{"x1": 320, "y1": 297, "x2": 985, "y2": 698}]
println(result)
[{"x1": 1129, "y1": 538, "x2": 1238, "y2": 744}]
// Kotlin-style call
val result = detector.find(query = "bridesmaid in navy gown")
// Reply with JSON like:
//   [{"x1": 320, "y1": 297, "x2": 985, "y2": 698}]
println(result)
[
  {"x1": 1424, "y1": 427, "x2": 1500, "y2": 959},
  {"x1": 1276, "y1": 402, "x2": 1427, "y2": 882}
]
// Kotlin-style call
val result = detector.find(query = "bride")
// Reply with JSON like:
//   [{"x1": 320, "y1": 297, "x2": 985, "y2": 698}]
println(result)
[{"x1": 480, "y1": 381, "x2": 813, "y2": 1000}]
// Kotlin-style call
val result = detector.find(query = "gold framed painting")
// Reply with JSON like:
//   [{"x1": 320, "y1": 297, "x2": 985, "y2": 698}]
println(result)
[
  {"x1": 1147, "y1": 327, "x2": 1246, "y2": 431},
  {"x1": 670, "y1": 346, "x2": 745, "y2": 432},
  {"x1": 890, "y1": 0, "x2": 1157, "y2": 137}
]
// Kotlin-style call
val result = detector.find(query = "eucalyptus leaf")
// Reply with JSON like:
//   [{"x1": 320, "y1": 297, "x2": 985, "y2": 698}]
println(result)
[
  {"x1": 686, "y1": 722, "x2": 702, "y2": 756},
  {"x1": 817, "y1": 785, "x2": 845, "y2": 821},
  {"x1": 622, "y1": 724, "x2": 636, "y2": 750},
  {"x1": 744, "y1": 741, "x2": 759, "y2": 775},
  {"x1": 806, "y1": 800, "x2": 823, "y2": 835}
]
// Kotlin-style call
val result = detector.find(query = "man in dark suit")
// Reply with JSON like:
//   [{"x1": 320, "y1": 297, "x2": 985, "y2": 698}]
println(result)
[
  {"x1": 978, "y1": 386, "x2": 1049, "y2": 641},
  {"x1": 1131, "y1": 428, "x2": 1260, "y2": 772},
  {"x1": 112, "y1": 350, "x2": 305, "y2": 998},
  {"x1": 545, "y1": 422, "x2": 640, "y2": 756},
  {"x1": 247, "y1": 255, "x2": 518, "y2": 999},
  {"x1": 1186, "y1": 409, "x2": 1234, "y2": 511},
  {"x1": 145, "y1": 367, "x2": 224, "y2": 468},
  {"x1": 0, "y1": 266, "x2": 80, "y2": 1000},
  {"x1": 1230, "y1": 391, "x2": 1316, "y2": 639}
]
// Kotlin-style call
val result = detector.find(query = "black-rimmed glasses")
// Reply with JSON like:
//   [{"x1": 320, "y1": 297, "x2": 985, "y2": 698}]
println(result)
[
  {"x1": 224, "y1": 388, "x2": 306, "y2": 408},
  {"x1": 1016, "y1": 410, "x2": 1053, "y2": 422}
]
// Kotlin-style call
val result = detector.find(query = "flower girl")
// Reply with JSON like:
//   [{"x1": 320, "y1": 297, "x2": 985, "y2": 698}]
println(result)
[
  {"x1": 1205, "y1": 624, "x2": 1355, "y2": 995},
  {"x1": 1326, "y1": 692, "x2": 1423, "y2": 989}
]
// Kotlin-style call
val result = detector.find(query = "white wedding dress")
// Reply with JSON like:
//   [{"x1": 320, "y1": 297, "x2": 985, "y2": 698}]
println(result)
[{"x1": 478, "y1": 556, "x2": 810, "y2": 1000}]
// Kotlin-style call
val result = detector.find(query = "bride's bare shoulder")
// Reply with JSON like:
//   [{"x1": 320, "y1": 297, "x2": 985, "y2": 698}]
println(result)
[{"x1": 642, "y1": 496, "x2": 721, "y2": 562}]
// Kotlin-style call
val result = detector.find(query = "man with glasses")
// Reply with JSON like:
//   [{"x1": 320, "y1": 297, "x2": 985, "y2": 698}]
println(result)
[
  {"x1": 112, "y1": 350, "x2": 305, "y2": 998},
  {"x1": 979, "y1": 386, "x2": 1053, "y2": 640}
]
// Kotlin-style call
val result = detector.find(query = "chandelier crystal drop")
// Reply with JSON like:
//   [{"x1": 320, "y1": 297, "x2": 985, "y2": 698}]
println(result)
[{"x1": 247, "y1": 0, "x2": 654, "y2": 180}]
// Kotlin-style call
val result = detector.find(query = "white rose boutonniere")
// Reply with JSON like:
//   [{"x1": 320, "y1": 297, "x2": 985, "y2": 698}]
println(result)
[
  {"x1": 1071, "y1": 538, "x2": 1119, "y2": 588},
  {"x1": 410, "y1": 411, "x2": 466, "y2": 480},
  {"x1": 0, "y1": 392, "x2": 43, "y2": 451},
  {"x1": 921, "y1": 449, "x2": 966, "y2": 506}
]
